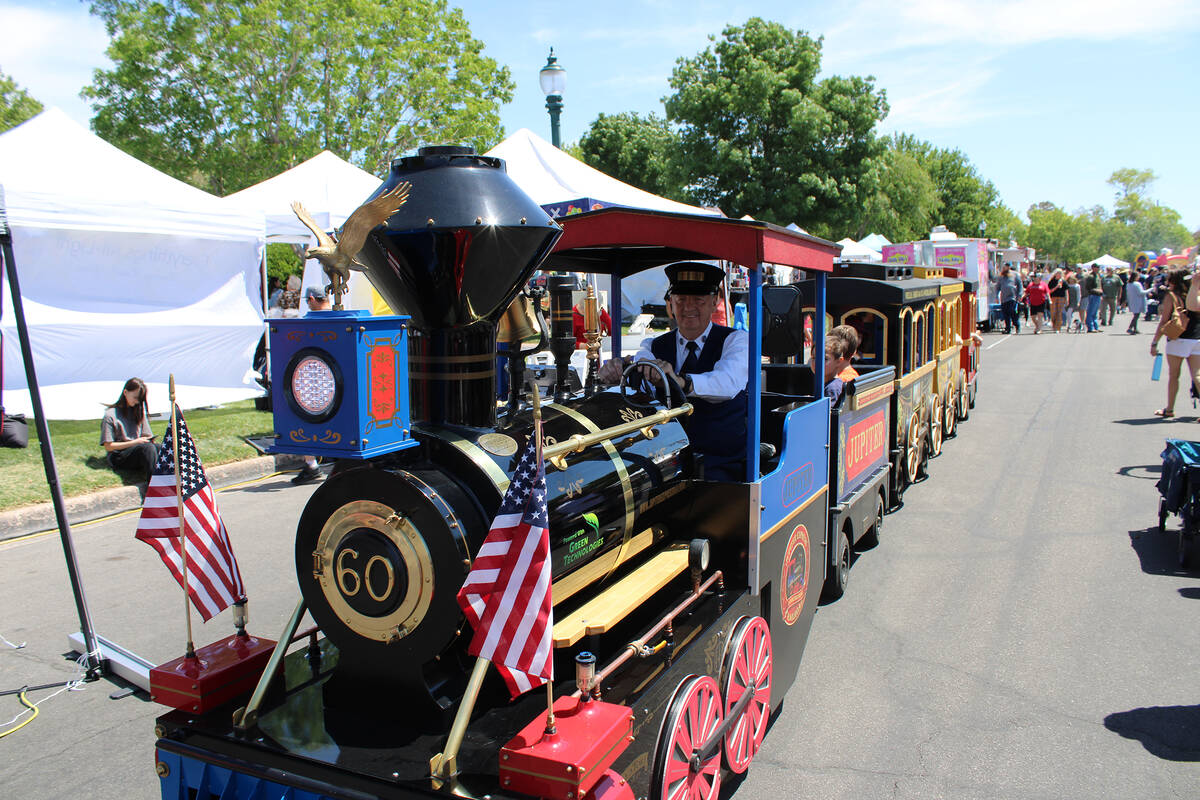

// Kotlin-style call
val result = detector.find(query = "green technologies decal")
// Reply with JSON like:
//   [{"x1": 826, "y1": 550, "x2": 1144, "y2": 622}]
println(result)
[{"x1": 562, "y1": 512, "x2": 604, "y2": 567}]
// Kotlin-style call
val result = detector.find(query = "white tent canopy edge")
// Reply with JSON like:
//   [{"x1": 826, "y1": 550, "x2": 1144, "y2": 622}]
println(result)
[{"x1": 0, "y1": 109, "x2": 267, "y2": 420}]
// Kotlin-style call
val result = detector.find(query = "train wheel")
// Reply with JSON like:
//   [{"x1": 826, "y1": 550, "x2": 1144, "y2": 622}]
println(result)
[
  {"x1": 944, "y1": 389, "x2": 958, "y2": 439},
  {"x1": 903, "y1": 414, "x2": 922, "y2": 487},
  {"x1": 650, "y1": 675, "x2": 724, "y2": 800},
  {"x1": 860, "y1": 493, "x2": 885, "y2": 548},
  {"x1": 956, "y1": 369, "x2": 969, "y2": 421},
  {"x1": 823, "y1": 527, "x2": 851, "y2": 601},
  {"x1": 928, "y1": 394, "x2": 943, "y2": 457},
  {"x1": 720, "y1": 616, "x2": 773, "y2": 774}
]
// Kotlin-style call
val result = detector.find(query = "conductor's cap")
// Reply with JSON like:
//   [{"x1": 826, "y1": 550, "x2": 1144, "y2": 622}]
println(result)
[{"x1": 665, "y1": 262, "x2": 724, "y2": 296}]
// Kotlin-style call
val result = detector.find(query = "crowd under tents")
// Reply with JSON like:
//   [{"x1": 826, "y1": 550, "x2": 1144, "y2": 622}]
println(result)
[{"x1": 0, "y1": 108, "x2": 267, "y2": 420}]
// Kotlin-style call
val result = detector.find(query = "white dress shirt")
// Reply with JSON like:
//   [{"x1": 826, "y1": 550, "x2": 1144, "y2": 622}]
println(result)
[{"x1": 632, "y1": 322, "x2": 749, "y2": 400}]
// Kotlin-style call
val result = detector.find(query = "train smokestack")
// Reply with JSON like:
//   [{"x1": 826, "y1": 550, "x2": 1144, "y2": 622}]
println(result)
[{"x1": 353, "y1": 146, "x2": 562, "y2": 428}]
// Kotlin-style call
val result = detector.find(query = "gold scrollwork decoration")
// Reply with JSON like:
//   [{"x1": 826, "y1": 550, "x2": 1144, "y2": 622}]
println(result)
[{"x1": 289, "y1": 428, "x2": 342, "y2": 445}]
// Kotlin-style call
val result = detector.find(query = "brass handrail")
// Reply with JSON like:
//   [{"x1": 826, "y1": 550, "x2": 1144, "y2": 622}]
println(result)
[{"x1": 543, "y1": 403, "x2": 692, "y2": 470}]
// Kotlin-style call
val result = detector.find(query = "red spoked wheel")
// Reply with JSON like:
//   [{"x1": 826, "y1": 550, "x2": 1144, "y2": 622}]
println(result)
[
  {"x1": 720, "y1": 616, "x2": 773, "y2": 773},
  {"x1": 650, "y1": 674, "x2": 724, "y2": 800}
]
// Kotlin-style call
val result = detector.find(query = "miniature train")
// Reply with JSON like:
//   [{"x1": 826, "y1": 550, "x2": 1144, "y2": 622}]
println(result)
[{"x1": 149, "y1": 147, "x2": 981, "y2": 800}]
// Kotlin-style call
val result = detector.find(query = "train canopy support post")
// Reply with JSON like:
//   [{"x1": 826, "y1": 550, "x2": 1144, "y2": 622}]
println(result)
[
  {"x1": 746, "y1": 264, "x2": 763, "y2": 482},
  {"x1": 1, "y1": 185, "x2": 104, "y2": 682}
]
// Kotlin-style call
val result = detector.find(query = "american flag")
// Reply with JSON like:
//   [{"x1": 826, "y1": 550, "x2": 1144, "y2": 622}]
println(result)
[
  {"x1": 456, "y1": 423, "x2": 553, "y2": 697},
  {"x1": 134, "y1": 406, "x2": 245, "y2": 622}
]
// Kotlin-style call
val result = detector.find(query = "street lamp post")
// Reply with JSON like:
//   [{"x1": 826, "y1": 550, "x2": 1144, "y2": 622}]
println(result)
[{"x1": 539, "y1": 49, "x2": 566, "y2": 148}]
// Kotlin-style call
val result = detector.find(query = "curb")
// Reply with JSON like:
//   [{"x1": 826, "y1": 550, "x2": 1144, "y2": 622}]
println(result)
[{"x1": 0, "y1": 454, "x2": 306, "y2": 542}]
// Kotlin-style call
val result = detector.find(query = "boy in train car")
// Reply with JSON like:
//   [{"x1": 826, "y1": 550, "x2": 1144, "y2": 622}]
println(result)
[{"x1": 816, "y1": 332, "x2": 855, "y2": 405}]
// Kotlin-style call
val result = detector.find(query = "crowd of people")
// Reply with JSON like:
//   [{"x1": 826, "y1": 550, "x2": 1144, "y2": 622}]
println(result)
[{"x1": 993, "y1": 262, "x2": 1166, "y2": 335}]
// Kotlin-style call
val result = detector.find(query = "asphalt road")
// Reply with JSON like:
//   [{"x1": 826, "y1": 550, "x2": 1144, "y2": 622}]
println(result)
[{"x1": 1, "y1": 312, "x2": 1197, "y2": 799}]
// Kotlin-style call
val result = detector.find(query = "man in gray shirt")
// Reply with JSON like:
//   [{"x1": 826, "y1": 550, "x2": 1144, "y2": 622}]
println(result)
[{"x1": 997, "y1": 267, "x2": 1024, "y2": 334}]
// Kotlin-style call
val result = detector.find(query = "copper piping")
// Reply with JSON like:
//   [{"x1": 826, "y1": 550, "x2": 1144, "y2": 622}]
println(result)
[{"x1": 573, "y1": 570, "x2": 723, "y2": 699}]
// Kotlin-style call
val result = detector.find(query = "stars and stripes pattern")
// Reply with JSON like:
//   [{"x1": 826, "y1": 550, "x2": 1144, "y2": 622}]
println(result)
[
  {"x1": 456, "y1": 422, "x2": 553, "y2": 697},
  {"x1": 134, "y1": 406, "x2": 245, "y2": 622}
]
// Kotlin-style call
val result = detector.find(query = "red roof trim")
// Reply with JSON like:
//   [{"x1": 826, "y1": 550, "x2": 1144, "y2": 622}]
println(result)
[{"x1": 550, "y1": 208, "x2": 838, "y2": 272}]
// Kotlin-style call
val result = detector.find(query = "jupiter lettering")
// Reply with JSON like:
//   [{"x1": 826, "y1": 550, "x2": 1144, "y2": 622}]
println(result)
[{"x1": 844, "y1": 411, "x2": 887, "y2": 483}]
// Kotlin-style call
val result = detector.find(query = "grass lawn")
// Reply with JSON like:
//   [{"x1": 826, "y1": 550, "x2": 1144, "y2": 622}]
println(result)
[{"x1": 0, "y1": 401, "x2": 275, "y2": 512}]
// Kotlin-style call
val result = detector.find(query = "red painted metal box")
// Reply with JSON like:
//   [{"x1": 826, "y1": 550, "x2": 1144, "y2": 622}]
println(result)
[
  {"x1": 149, "y1": 634, "x2": 274, "y2": 713},
  {"x1": 500, "y1": 696, "x2": 633, "y2": 800}
]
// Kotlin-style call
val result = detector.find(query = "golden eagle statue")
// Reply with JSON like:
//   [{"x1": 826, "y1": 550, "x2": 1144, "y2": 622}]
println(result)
[{"x1": 290, "y1": 181, "x2": 411, "y2": 310}]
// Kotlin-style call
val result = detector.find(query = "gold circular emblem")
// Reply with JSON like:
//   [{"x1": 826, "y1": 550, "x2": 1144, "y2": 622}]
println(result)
[
  {"x1": 478, "y1": 432, "x2": 518, "y2": 457},
  {"x1": 314, "y1": 500, "x2": 434, "y2": 642}
]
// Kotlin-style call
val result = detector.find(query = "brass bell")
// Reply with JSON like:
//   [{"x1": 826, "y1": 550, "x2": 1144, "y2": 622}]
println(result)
[{"x1": 497, "y1": 294, "x2": 544, "y2": 352}]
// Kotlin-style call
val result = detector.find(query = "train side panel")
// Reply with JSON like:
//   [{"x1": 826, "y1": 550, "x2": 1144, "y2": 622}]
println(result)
[{"x1": 757, "y1": 397, "x2": 828, "y2": 700}]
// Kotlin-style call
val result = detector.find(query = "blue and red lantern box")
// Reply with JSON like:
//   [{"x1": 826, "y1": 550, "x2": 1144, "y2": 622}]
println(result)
[{"x1": 268, "y1": 310, "x2": 418, "y2": 460}]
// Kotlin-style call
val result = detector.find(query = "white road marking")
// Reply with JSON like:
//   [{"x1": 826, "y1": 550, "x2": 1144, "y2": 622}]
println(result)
[{"x1": 986, "y1": 335, "x2": 1012, "y2": 350}]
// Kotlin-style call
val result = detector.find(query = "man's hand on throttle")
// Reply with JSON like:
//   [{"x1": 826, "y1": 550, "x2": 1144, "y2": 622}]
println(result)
[{"x1": 597, "y1": 356, "x2": 629, "y2": 385}]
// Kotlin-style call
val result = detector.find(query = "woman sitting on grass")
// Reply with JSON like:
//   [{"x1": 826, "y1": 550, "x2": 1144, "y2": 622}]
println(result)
[{"x1": 100, "y1": 377, "x2": 158, "y2": 480}]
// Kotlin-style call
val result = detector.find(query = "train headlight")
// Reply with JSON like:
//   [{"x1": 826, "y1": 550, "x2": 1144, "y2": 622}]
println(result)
[{"x1": 285, "y1": 348, "x2": 343, "y2": 422}]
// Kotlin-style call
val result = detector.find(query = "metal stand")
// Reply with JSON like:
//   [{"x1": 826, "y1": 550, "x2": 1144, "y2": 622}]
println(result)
[{"x1": 0, "y1": 186, "x2": 104, "y2": 680}]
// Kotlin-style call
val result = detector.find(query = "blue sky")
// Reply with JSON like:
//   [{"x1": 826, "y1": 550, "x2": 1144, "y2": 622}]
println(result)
[{"x1": 4, "y1": 0, "x2": 1199, "y2": 236}]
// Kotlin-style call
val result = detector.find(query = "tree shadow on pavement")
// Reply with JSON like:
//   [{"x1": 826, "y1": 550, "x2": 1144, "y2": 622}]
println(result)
[
  {"x1": 1104, "y1": 705, "x2": 1200, "y2": 761},
  {"x1": 1115, "y1": 464, "x2": 1161, "y2": 480},
  {"x1": 1127, "y1": 528, "x2": 1198, "y2": 577}
]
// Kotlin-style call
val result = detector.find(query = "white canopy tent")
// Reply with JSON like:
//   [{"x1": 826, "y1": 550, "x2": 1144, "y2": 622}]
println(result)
[
  {"x1": 858, "y1": 232, "x2": 891, "y2": 250},
  {"x1": 487, "y1": 129, "x2": 721, "y2": 319},
  {"x1": 0, "y1": 108, "x2": 266, "y2": 419},
  {"x1": 486, "y1": 128, "x2": 718, "y2": 218},
  {"x1": 1078, "y1": 253, "x2": 1131, "y2": 269},
  {"x1": 224, "y1": 150, "x2": 384, "y2": 311},
  {"x1": 837, "y1": 237, "x2": 882, "y2": 262}
]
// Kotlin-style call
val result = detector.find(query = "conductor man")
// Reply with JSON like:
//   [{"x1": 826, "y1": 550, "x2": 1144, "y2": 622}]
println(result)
[{"x1": 598, "y1": 262, "x2": 748, "y2": 481}]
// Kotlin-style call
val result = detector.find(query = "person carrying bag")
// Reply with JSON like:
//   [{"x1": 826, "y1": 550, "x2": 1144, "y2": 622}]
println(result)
[{"x1": 1150, "y1": 270, "x2": 1200, "y2": 418}]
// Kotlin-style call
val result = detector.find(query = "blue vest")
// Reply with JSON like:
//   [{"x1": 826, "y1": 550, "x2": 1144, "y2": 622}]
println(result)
[{"x1": 651, "y1": 326, "x2": 747, "y2": 479}]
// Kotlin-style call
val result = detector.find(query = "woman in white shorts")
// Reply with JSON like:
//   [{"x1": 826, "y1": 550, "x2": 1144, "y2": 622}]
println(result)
[{"x1": 1150, "y1": 269, "x2": 1200, "y2": 418}]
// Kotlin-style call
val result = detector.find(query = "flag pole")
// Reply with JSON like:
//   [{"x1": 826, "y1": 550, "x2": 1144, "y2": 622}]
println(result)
[
  {"x1": 531, "y1": 389, "x2": 556, "y2": 736},
  {"x1": 170, "y1": 375, "x2": 196, "y2": 660}
]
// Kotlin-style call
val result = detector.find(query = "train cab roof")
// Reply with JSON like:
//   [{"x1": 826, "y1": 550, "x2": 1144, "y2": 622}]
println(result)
[
  {"x1": 543, "y1": 207, "x2": 840, "y2": 276},
  {"x1": 792, "y1": 275, "x2": 952, "y2": 308}
]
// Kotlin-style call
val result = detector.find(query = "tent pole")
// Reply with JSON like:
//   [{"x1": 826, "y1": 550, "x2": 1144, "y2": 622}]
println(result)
[{"x1": 0, "y1": 186, "x2": 103, "y2": 680}]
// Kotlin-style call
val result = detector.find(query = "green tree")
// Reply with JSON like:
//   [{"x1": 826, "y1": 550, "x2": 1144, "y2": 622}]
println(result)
[
  {"x1": 982, "y1": 203, "x2": 1026, "y2": 249},
  {"x1": 0, "y1": 69, "x2": 42, "y2": 134},
  {"x1": 892, "y1": 134, "x2": 999, "y2": 239},
  {"x1": 853, "y1": 137, "x2": 940, "y2": 241},
  {"x1": 85, "y1": 0, "x2": 513, "y2": 195},
  {"x1": 1103, "y1": 168, "x2": 1191, "y2": 258},
  {"x1": 1025, "y1": 202, "x2": 1094, "y2": 265},
  {"x1": 266, "y1": 243, "x2": 302, "y2": 288},
  {"x1": 579, "y1": 111, "x2": 682, "y2": 198},
  {"x1": 664, "y1": 18, "x2": 888, "y2": 234}
]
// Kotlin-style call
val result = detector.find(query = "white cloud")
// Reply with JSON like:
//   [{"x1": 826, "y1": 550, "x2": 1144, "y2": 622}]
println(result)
[
  {"x1": 879, "y1": 62, "x2": 1010, "y2": 131},
  {"x1": 0, "y1": 3, "x2": 110, "y2": 123},
  {"x1": 820, "y1": 0, "x2": 1200, "y2": 137}
]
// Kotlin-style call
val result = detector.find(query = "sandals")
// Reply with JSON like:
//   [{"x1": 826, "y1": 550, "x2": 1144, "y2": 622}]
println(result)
[{"x1": 1154, "y1": 409, "x2": 1175, "y2": 418}]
